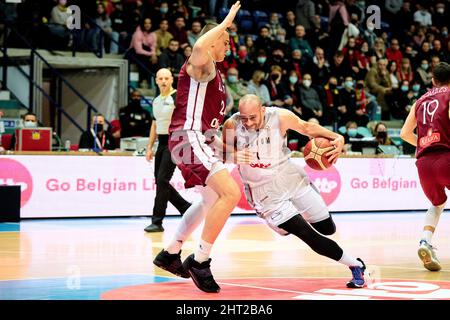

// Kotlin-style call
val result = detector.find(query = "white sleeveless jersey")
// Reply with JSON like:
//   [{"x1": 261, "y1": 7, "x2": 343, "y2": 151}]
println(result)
[{"x1": 230, "y1": 107, "x2": 292, "y2": 187}]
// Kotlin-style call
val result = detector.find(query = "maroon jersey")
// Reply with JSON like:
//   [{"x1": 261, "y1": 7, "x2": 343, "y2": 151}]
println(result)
[
  {"x1": 169, "y1": 62, "x2": 227, "y2": 134},
  {"x1": 415, "y1": 86, "x2": 450, "y2": 158}
]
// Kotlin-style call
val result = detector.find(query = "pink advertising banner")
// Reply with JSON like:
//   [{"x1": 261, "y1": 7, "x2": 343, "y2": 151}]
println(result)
[{"x1": 0, "y1": 155, "x2": 448, "y2": 218}]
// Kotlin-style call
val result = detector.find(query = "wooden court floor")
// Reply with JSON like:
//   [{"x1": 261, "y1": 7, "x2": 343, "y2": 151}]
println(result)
[{"x1": 1, "y1": 212, "x2": 450, "y2": 300}]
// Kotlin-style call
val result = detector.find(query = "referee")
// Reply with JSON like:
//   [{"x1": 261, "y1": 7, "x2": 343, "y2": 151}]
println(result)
[{"x1": 144, "y1": 68, "x2": 191, "y2": 232}]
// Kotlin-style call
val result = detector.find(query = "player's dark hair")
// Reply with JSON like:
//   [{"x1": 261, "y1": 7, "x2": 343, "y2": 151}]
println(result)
[{"x1": 432, "y1": 62, "x2": 450, "y2": 85}]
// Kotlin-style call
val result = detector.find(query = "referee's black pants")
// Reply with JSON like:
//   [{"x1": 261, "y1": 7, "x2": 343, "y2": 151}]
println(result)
[{"x1": 152, "y1": 135, "x2": 190, "y2": 225}]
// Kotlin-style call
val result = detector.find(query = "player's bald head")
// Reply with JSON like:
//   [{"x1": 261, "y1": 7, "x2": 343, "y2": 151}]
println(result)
[
  {"x1": 238, "y1": 94, "x2": 265, "y2": 130},
  {"x1": 239, "y1": 94, "x2": 262, "y2": 112},
  {"x1": 156, "y1": 68, "x2": 172, "y2": 78}
]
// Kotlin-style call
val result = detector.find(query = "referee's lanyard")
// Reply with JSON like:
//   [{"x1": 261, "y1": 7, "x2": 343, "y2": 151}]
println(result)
[{"x1": 91, "y1": 129, "x2": 106, "y2": 150}]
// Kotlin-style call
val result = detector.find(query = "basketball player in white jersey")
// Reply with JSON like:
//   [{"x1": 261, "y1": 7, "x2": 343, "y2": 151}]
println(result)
[{"x1": 222, "y1": 94, "x2": 367, "y2": 288}]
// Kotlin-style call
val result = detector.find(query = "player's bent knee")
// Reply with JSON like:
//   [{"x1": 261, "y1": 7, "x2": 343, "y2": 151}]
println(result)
[{"x1": 311, "y1": 217, "x2": 336, "y2": 235}]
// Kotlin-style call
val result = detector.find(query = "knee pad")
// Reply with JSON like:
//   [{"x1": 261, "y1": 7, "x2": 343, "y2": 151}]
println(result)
[{"x1": 311, "y1": 217, "x2": 336, "y2": 235}]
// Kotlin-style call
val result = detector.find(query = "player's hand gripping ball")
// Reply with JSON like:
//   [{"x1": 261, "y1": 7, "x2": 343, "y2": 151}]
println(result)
[{"x1": 303, "y1": 137, "x2": 334, "y2": 170}]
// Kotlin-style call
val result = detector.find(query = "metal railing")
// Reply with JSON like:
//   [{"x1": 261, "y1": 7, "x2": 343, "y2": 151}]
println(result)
[{"x1": 1, "y1": 20, "x2": 102, "y2": 134}]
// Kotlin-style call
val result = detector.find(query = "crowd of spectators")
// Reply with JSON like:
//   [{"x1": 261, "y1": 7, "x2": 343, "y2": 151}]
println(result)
[{"x1": 1, "y1": 0, "x2": 449, "y2": 153}]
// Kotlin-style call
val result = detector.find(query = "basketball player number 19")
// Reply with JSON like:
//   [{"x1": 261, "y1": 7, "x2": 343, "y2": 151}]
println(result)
[{"x1": 422, "y1": 99, "x2": 439, "y2": 124}]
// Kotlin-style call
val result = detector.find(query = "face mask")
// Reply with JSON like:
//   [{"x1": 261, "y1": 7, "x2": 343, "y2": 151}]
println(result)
[
  {"x1": 401, "y1": 85, "x2": 409, "y2": 92},
  {"x1": 93, "y1": 123, "x2": 104, "y2": 132},
  {"x1": 303, "y1": 79, "x2": 311, "y2": 88},
  {"x1": 230, "y1": 31, "x2": 237, "y2": 37},
  {"x1": 289, "y1": 76, "x2": 298, "y2": 84},
  {"x1": 443, "y1": 31, "x2": 448, "y2": 37},
  {"x1": 227, "y1": 75, "x2": 238, "y2": 83},
  {"x1": 413, "y1": 84, "x2": 420, "y2": 92},
  {"x1": 329, "y1": 83, "x2": 336, "y2": 89},
  {"x1": 421, "y1": 64, "x2": 429, "y2": 70},
  {"x1": 257, "y1": 56, "x2": 266, "y2": 64},
  {"x1": 271, "y1": 73, "x2": 280, "y2": 81},
  {"x1": 160, "y1": 7, "x2": 168, "y2": 14},
  {"x1": 131, "y1": 99, "x2": 141, "y2": 107},
  {"x1": 358, "y1": 1, "x2": 365, "y2": 7},
  {"x1": 377, "y1": 131, "x2": 387, "y2": 139},
  {"x1": 437, "y1": 8, "x2": 445, "y2": 14},
  {"x1": 348, "y1": 128, "x2": 358, "y2": 137},
  {"x1": 225, "y1": 50, "x2": 231, "y2": 57},
  {"x1": 345, "y1": 80, "x2": 354, "y2": 88},
  {"x1": 238, "y1": 51, "x2": 247, "y2": 59},
  {"x1": 24, "y1": 121, "x2": 37, "y2": 128},
  {"x1": 276, "y1": 35, "x2": 285, "y2": 42}
]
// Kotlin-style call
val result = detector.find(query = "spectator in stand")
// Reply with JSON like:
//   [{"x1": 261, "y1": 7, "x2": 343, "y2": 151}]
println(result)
[
  {"x1": 310, "y1": 47, "x2": 330, "y2": 86},
  {"x1": 373, "y1": 37, "x2": 387, "y2": 61},
  {"x1": 289, "y1": 25, "x2": 313, "y2": 61},
  {"x1": 225, "y1": 68, "x2": 249, "y2": 114},
  {"x1": 299, "y1": 73, "x2": 324, "y2": 122},
  {"x1": 320, "y1": 76, "x2": 342, "y2": 126},
  {"x1": 431, "y1": 40, "x2": 445, "y2": 62},
  {"x1": 285, "y1": 70, "x2": 302, "y2": 110},
  {"x1": 236, "y1": 45, "x2": 254, "y2": 81},
  {"x1": 79, "y1": 114, "x2": 116, "y2": 151},
  {"x1": 386, "y1": 38, "x2": 403, "y2": 66},
  {"x1": 365, "y1": 58, "x2": 393, "y2": 120},
  {"x1": 155, "y1": 19, "x2": 173, "y2": 56},
  {"x1": 430, "y1": 56, "x2": 441, "y2": 74},
  {"x1": 244, "y1": 35, "x2": 256, "y2": 60},
  {"x1": 339, "y1": 76, "x2": 358, "y2": 126},
  {"x1": 329, "y1": 50, "x2": 351, "y2": 83},
  {"x1": 267, "y1": 65, "x2": 290, "y2": 108},
  {"x1": 295, "y1": 0, "x2": 316, "y2": 32},
  {"x1": 254, "y1": 49, "x2": 271, "y2": 74},
  {"x1": 417, "y1": 41, "x2": 433, "y2": 62},
  {"x1": 342, "y1": 36, "x2": 362, "y2": 80},
  {"x1": 128, "y1": 17, "x2": 157, "y2": 85},
  {"x1": 110, "y1": 0, "x2": 129, "y2": 54},
  {"x1": 118, "y1": 90, "x2": 152, "y2": 138},
  {"x1": 397, "y1": 58, "x2": 414, "y2": 83},
  {"x1": 247, "y1": 70, "x2": 271, "y2": 107},
  {"x1": 393, "y1": 80, "x2": 414, "y2": 120},
  {"x1": 373, "y1": 122, "x2": 393, "y2": 147},
  {"x1": 169, "y1": 15, "x2": 188, "y2": 48},
  {"x1": 413, "y1": 3, "x2": 432, "y2": 27},
  {"x1": 254, "y1": 26, "x2": 273, "y2": 54},
  {"x1": 288, "y1": 49, "x2": 309, "y2": 77},
  {"x1": 158, "y1": 39, "x2": 185, "y2": 86},
  {"x1": 48, "y1": 0, "x2": 71, "y2": 49},
  {"x1": 95, "y1": 3, "x2": 114, "y2": 54},
  {"x1": 269, "y1": 48, "x2": 290, "y2": 74},
  {"x1": 392, "y1": 1, "x2": 414, "y2": 39},
  {"x1": 272, "y1": 28, "x2": 288, "y2": 53},
  {"x1": 342, "y1": 121, "x2": 365, "y2": 153},
  {"x1": 187, "y1": 20, "x2": 202, "y2": 47},
  {"x1": 284, "y1": 10, "x2": 297, "y2": 39},
  {"x1": 268, "y1": 12, "x2": 283, "y2": 40},
  {"x1": 151, "y1": 1, "x2": 172, "y2": 27},
  {"x1": 416, "y1": 58, "x2": 433, "y2": 88},
  {"x1": 388, "y1": 60, "x2": 400, "y2": 90},
  {"x1": 327, "y1": 0, "x2": 349, "y2": 60},
  {"x1": 433, "y1": 2, "x2": 447, "y2": 31},
  {"x1": 183, "y1": 44, "x2": 192, "y2": 59},
  {"x1": 228, "y1": 22, "x2": 240, "y2": 57}
]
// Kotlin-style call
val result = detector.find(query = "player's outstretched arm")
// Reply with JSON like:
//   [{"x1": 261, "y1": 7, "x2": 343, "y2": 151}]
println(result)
[
  {"x1": 278, "y1": 108, "x2": 344, "y2": 163},
  {"x1": 188, "y1": 1, "x2": 241, "y2": 80},
  {"x1": 400, "y1": 103, "x2": 418, "y2": 147}
]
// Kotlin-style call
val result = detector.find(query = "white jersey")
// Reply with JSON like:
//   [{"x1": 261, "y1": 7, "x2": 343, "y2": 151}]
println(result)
[
  {"x1": 230, "y1": 107, "x2": 292, "y2": 188},
  {"x1": 152, "y1": 90, "x2": 177, "y2": 135}
]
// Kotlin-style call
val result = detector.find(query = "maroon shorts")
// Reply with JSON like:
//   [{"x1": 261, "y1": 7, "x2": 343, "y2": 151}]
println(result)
[
  {"x1": 416, "y1": 150, "x2": 450, "y2": 206},
  {"x1": 169, "y1": 130, "x2": 221, "y2": 188}
]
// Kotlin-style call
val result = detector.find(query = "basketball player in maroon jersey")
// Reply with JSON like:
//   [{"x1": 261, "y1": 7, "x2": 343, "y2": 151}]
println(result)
[
  {"x1": 153, "y1": 2, "x2": 249, "y2": 293},
  {"x1": 401, "y1": 62, "x2": 450, "y2": 271}
]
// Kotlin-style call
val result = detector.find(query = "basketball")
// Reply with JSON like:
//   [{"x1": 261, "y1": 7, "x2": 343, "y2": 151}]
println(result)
[{"x1": 303, "y1": 137, "x2": 334, "y2": 170}]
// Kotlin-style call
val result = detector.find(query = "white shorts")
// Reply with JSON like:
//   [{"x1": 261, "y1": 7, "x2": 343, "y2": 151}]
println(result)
[{"x1": 243, "y1": 161, "x2": 330, "y2": 235}]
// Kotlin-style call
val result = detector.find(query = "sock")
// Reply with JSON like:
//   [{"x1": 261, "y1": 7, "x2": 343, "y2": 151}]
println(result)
[
  {"x1": 167, "y1": 200, "x2": 206, "y2": 254},
  {"x1": 194, "y1": 239, "x2": 213, "y2": 263},
  {"x1": 420, "y1": 204, "x2": 445, "y2": 244},
  {"x1": 339, "y1": 252, "x2": 363, "y2": 268},
  {"x1": 166, "y1": 186, "x2": 218, "y2": 254}
]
